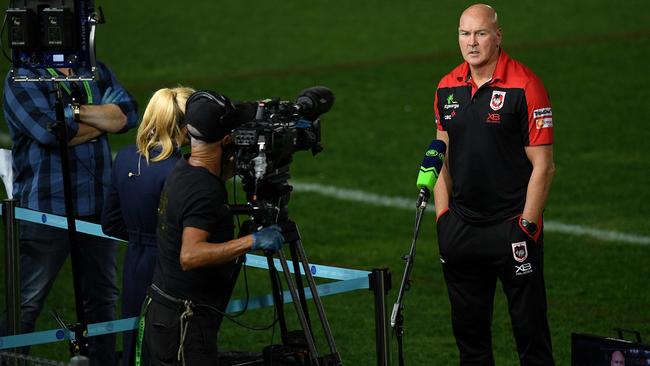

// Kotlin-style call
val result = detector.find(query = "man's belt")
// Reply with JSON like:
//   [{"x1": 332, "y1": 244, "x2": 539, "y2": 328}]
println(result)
[{"x1": 148, "y1": 284, "x2": 191, "y2": 311}]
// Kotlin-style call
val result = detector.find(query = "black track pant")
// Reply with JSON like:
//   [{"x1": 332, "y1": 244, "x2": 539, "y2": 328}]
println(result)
[{"x1": 436, "y1": 209, "x2": 554, "y2": 366}]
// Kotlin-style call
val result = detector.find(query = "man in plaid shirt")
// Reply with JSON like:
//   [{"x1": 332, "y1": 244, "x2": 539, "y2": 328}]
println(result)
[{"x1": 1, "y1": 61, "x2": 138, "y2": 365}]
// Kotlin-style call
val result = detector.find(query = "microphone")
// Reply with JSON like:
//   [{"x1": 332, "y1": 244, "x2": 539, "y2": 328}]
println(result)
[
  {"x1": 128, "y1": 156, "x2": 143, "y2": 178},
  {"x1": 415, "y1": 139, "x2": 446, "y2": 207},
  {"x1": 295, "y1": 86, "x2": 335, "y2": 121}
]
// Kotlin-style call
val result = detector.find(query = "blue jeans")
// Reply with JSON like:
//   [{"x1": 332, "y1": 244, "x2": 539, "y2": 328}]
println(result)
[{"x1": 2, "y1": 219, "x2": 119, "y2": 366}]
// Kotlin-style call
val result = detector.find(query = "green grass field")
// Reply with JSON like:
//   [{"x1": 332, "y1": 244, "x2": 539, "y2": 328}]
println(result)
[{"x1": 1, "y1": 0, "x2": 650, "y2": 364}]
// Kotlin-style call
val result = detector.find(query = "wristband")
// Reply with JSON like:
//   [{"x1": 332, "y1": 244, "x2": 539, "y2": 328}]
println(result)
[
  {"x1": 71, "y1": 103, "x2": 81, "y2": 122},
  {"x1": 520, "y1": 217, "x2": 538, "y2": 236}
]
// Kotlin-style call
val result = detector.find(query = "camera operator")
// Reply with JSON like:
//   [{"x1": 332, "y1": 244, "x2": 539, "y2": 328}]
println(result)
[
  {"x1": 142, "y1": 91, "x2": 284, "y2": 366},
  {"x1": 1, "y1": 63, "x2": 138, "y2": 365}
]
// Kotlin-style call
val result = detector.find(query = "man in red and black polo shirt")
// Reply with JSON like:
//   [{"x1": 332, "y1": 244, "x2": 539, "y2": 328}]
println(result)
[{"x1": 433, "y1": 4, "x2": 556, "y2": 365}]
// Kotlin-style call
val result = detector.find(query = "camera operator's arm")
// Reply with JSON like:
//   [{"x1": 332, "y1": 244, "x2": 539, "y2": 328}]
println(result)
[
  {"x1": 85, "y1": 61, "x2": 139, "y2": 134},
  {"x1": 180, "y1": 227, "x2": 252, "y2": 270},
  {"x1": 180, "y1": 225, "x2": 284, "y2": 271},
  {"x1": 68, "y1": 123, "x2": 103, "y2": 146},
  {"x1": 3, "y1": 74, "x2": 81, "y2": 146},
  {"x1": 78, "y1": 104, "x2": 127, "y2": 133}
]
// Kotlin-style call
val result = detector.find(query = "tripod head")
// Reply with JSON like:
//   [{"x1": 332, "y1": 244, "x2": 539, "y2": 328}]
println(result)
[{"x1": 229, "y1": 166, "x2": 294, "y2": 229}]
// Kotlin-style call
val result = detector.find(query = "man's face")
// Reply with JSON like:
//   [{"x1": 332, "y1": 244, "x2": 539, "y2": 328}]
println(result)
[
  {"x1": 458, "y1": 10, "x2": 501, "y2": 68},
  {"x1": 611, "y1": 351, "x2": 625, "y2": 366}
]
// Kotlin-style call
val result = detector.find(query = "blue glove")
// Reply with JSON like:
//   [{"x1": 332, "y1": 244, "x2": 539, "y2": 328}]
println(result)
[
  {"x1": 295, "y1": 118, "x2": 312, "y2": 129},
  {"x1": 101, "y1": 86, "x2": 126, "y2": 105},
  {"x1": 252, "y1": 225, "x2": 284, "y2": 253}
]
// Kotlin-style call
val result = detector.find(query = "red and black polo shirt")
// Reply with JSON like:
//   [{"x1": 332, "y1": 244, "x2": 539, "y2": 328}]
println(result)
[{"x1": 434, "y1": 50, "x2": 554, "y2": 224}]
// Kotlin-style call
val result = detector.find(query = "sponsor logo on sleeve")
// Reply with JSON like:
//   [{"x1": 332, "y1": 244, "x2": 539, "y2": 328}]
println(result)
[
  {"x1": 512, "y1": 241, "x2": 528, "y2": 262},
  {"x1": 444, "y1": 93, "x2": 460, "y2": 110},
  {"x1": 535, "y1": 117, "x2": 554, "y2": 129},
  {"x1": 490, "y1": 90, "x2": 506, "y2": 111},
  {"x1": 533, "y1": 107, "x2": 553, "y2": 118},
  {"x1": 444, "y1": 110, "x2": 456, "y2": 120}
]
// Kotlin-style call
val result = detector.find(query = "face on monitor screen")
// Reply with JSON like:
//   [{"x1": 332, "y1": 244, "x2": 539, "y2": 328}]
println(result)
[{"x1": 572, "y1": 333, "x2": 650, "y2": 366}]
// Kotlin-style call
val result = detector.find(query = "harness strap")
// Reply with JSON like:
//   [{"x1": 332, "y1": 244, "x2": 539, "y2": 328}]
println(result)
[
  {"x1": 134, "y1": 296, "x2": 152, "y2": 366},
  {"x1": 46, "y1": 68, "x2": 93, "y2": 103}
]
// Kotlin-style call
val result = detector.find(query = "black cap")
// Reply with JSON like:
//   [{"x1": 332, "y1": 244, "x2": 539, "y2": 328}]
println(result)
[{"x1": 184, "y1": 91, "x2": 235, "y2": 143}]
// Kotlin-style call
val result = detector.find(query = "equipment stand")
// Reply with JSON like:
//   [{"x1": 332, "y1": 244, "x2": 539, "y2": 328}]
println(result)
[
  {"x1": 5, "y1": 9, "x2": 104, "y2": 358},
  {"x1": 3, "y1": 199, "x2": 20, "y2": 365},
  {"x1": 272, "y1": 219, "x2": 341, "y2": 365},
  {"x1": 390, "y1": 189, "x2": 430, "y2": 366},
  {"x1": 369, "y1": 268, "x2": 392, "y2": 366},
  {"x1": 52, "y1": 84, "x2": 89, "y2": 356}
]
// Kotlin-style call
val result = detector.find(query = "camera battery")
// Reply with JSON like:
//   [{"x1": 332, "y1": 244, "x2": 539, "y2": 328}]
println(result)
[
  {"x1": 6, "y1": 8, "x2": 38, "y2": 49},
  {"x1": 41, "y1": 8, "x2": 75, "y2": 49}
]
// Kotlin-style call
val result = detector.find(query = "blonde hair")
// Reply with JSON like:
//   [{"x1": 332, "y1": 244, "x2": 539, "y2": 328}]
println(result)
[{"x1": 136, "y1": 86, "x2": 195, "y2": 163}]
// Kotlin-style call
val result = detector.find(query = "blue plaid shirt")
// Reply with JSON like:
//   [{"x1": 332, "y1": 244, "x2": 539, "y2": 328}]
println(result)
[{"x1": 3, "y1": 62, "x2": 138, "y2": 216}]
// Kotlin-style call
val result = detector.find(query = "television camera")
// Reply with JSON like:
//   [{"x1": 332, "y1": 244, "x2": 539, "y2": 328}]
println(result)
[
  {"x1": 230, "y1": 86, "x2": 334, "y2": 225},
  {"x1": 4, "y1": 0, "x2": 104, "y2": 75},
  {"x1": 228, "y1": 86, "x2": 342, "y2": 365}
]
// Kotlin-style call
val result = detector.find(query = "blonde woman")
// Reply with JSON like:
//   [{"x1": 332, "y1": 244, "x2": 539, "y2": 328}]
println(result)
[{"x1": 101, "y1": 86, "x2": 194, "y2": 366}]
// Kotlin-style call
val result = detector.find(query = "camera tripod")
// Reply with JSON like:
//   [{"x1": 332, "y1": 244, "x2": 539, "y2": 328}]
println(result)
[{"x1": 230, "y1": 177, "x2": 341, "y2": 365}]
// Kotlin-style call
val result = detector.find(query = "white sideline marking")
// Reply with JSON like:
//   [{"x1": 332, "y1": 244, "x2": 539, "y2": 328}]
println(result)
[{"x1": 291, "y1": 182, "x2": 650, "y2": 246}]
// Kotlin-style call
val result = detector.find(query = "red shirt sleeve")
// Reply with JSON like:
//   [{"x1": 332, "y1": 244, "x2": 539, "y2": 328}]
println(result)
[
  {"x1": 524, "y1": 75, "x2": 554, "y2": 146},
  {"x1": 434, "y1": 86, "x2": 444, "y2": 131}
]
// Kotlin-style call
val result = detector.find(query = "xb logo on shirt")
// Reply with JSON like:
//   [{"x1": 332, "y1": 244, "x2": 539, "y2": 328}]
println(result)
[
  {"x1": 515, "y1": 262, "x2": 533, "y2": 276},
  {"x1": 486, "y1": 113, "x2": 501, "y2": 123}
]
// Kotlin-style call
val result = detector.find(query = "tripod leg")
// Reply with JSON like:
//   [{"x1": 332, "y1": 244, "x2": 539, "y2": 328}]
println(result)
[
  {"x1": 289, "y1": 240, "x2": 312, "y2": 331},
  {"x1": 266, "y1": 255, "x2": 289, "y2": 338},
  {"x1": 294, "y1": 236, "x2": 340, "y2": 360},
  {"x1": 276, "y1": 250, "x2": 320, "y2": 364},
  {"x1": 281, "y1": 220, "x2": 313, "y2": 332}
]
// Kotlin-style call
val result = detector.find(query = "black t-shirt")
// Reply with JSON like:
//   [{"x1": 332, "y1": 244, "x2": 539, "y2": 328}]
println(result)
[{"x1": 152, "y1": 158, "x2": 236, "y2": 309}]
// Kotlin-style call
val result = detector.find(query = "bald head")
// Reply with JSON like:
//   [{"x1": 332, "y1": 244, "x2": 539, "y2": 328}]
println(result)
[
  {"x1": 457, "y1": 3, "x2": 502, "y2": 70},
  {"x1": 460, "y1": 4, "x2": 499, "y2": 30},
  {"x1": 611, "y1": 350, "x2": 625, "y2": 366}
]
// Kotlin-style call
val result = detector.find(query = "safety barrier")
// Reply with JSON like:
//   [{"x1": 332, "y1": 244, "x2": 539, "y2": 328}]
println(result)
[{"x1": 0, "y1": 201, "x2": 392, "y2": 365}]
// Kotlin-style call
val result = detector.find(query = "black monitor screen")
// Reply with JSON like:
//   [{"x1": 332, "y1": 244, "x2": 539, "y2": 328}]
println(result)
[{"x1": 572, "y1": 333, "x2": 650, "y2": 366}]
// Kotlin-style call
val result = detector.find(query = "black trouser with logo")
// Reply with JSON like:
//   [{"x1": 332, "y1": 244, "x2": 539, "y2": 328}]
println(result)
[{"x1": 436, "y1": 210, "x2": 554, "y2": 366}]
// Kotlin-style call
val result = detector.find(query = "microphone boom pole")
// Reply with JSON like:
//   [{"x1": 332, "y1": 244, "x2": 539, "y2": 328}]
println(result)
[
  {"x1": 391, "y1": 188, "x2": 430, "y2": 366},
  {"x1": 390, "y1": 138, "x2": 445, "y2": 366}
]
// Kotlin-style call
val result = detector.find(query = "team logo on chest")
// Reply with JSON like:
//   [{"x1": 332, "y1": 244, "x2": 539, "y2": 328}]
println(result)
[
  {"x1": 489, "y1": 90, "x2": 506, "y2": 111},
  {"x1": 511, "y1": 241, "x2": 528, "y2": 262}
]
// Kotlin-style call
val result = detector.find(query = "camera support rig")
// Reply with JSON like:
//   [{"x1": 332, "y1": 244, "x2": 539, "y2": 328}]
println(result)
[
  {"x1": 228, "y1": 95, "x2": 341, "y2": 365},
  {"x1": 3, "y1": 0, "x2": 105, "y2": 358},
  {"x1": 229, "y1": 184, "x2": 341, "y2": 365}
]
